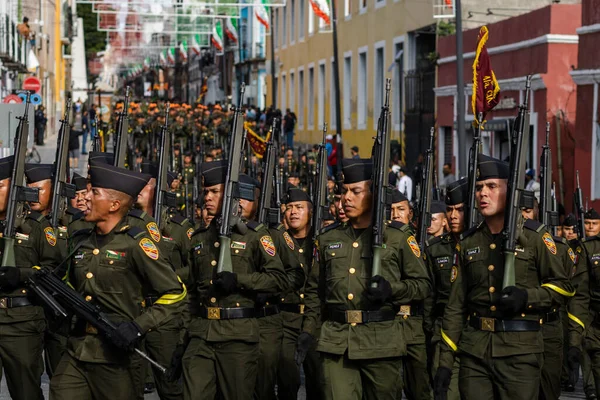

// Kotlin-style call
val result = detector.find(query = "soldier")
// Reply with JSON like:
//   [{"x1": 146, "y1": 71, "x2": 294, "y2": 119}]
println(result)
[
  {"x1": 424, "y1": 177, "x2": 468, "y2": 400},
  {"x1": 427, "y1": 201, "x2": 448, "y2": 238},
  {"x1": 390, "y1": 189, "x2": 412, "y2": 225},
  {"x1": 307, "y1": 158, "x2": 431, "y2": 399},
  {"x1": 434, "y1": 154, "x2": 573, "y2": 400},
  {"x1": 182, "y1": 161, "x2": 288, "y2": 400},
  {"x1": 67, "y1": 173, "x2": 94, "y2": 235},
  {"x1": 278, "y1": 188, "x2": 324, "y2": 400},
  {"x1": 332, "y1": 191, "x2": 349, "y2": 223},
  {"x1": 586, "y1": 208, "x2": 600, "y2": 237},
  {"x1": 50, "y1": 160, "x2": 186, "y2": 399}
]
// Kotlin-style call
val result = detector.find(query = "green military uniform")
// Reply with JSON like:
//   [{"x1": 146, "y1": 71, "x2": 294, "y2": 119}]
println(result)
[
  {"x1": 581, "y1": 232, "x2": 600, "y2": 396},
  {"x1": 67, "y1": 209, "x2": 94, "y2": 236},
  {"x1": 161, "y1": 212, "x2": 194, "y2": 282},
  {"x1": 184, "y1": 220, "x2": 288, "y2": 400},
  {"x1": 438, "y1": 218, "x2": 573, "y2": 400},
  {"x1": 425, "y1": 232, "x2": 460, "y2": 400}
]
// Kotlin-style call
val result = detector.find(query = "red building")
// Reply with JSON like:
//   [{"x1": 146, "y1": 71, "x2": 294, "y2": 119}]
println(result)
[
  {"x1": 570, "y1": 0, "x2": 600, "y2": 211},
  {"x1": 434, "y1": 4, "x2": 581, "y2": 212}
]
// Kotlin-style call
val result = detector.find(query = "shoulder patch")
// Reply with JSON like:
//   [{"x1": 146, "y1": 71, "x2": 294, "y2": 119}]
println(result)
[
  {"x1": 128, "y1": 209, "x2": 145, "y2": 219},
  {"x1": 524, "y1": 219, "x2": 544, "y2": 233},
  {"x1": 260, "y1": 235, "x2": 277, "y2": 256},
  {"x1": 146, "y1": 222, "x2": 161, "y2": 243},
  {"x1": 44, "y1": 227, "x2": 57, "y2": 246},
  {"x1": 459, "y1": 226, "x2": 478, "y2": 240},
  {"x1": 26, "y1": 210, "x2": 44, "y2": 222},
  {"x1": 567, "y1": 247, "x2": 576, "y2": 264},
  {"x1": 542, "y1": 232, "x2": 557, "y2": 255},
  {"x1": 170, "y1": 214, "x2": 188, "y2": 226},
  {"x1": 186, "y1": 228, "x2": 194, "y2": 240},
  {"x1": 451, "y1": 266, "x2": 458, "y2": 282},
  {"x1": 283, "y1": 231, "x2": 295, "y2": 250},
  {"x1": 139, "y1": 237, "x2": 159, "y2": 260},
  {"x1": 126, "y1": 226, "x2": 146, "y2": 240},
  {"x1": 407, "y1": 235, "x2": 421, "y2": 258},
  {"x1": 318, "y1": 221, "x2": 340, "y2": 236},
  {"x1": 246, "y1": 220, "x2": 264, "y2": 232}
]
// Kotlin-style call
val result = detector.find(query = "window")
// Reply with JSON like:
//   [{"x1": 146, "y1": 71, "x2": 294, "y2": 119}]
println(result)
[
  {"x1": 298, "y1": 69, "x2": 305, "y2": 128},
  {"x1": 393, "y1": 39, "x2": 404, "y2": 130},
  {"x1": 358, "y1": 48, "x2": 367, "y2": 129},
  {"x1": 281, "y1": 73, "x2": 287, "y2": 112},
  {"x1": 344, "y1": 0, "x2": 351, "y2": 18},
  {"x1": 343, "y1": 53, "x2": 352, "y2": 128},
  {"x1": 360, "y1": 0, "x2": 367, "y2": 13},
  {"x1": 330, "y1": 59, "x2": 337, "y2": 129},
  {"x1": 290, "y1": 71, "x2": 295, "y2": 113},
  {"x1": 375, "y1": 0, "x2": 385, "y2": 9},
  {"x1": 290, "y1": 0, "x2": 296, "y2": 43},
  {"x1": 299, "y1": 0, "x2": 305, "y2": 40},
  {"x1": 373, "y1": 42, "x2": 385, "y2": 129},
  {"x1": 318, "y1": 62, "x2": 325, "y2": 129},
  {"x1": 308, "y1": 65, "x2": 315, "y2": 128},
  {"x1": 308, "y1": 3, "x2": 314, "y2": 35},
  {"x1": 282, "y1": 7, "x2": 287, "y2": 47}
]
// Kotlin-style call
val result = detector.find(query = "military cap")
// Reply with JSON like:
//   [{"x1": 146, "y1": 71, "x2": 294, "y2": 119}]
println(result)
[
  {"x1": 563, "y1": 214, "x2": 577, "y2": 227},
  {"x1": 25, "y1": 164, "x2": 53, "y2": 183},
  {"x1": 391, "y1": 189, "x2": 408, "y2": 204},
  {"x1": 88, "y1": 151, "x2": 115, "y2": 165},
  {"x1": 445, "y1": 177, "x2": 468, "y2": 205},
  {"x1": 476, "y1": 154, "x2": 509, "y2": 181},
  {"x1": 0, "y1": 156, "x2": 14, "y2": 181},
  {"x1": 72, "y1": 172, "x2": 88, "y2": 192},
  {"x1": 585, "y1": 208, "x2": 600, "y2": 220},
  {"x1": 201, "y1": 160, "x2": 228, "y2": 187},
  {"x1": 167, "y1": 171, "x2": 178, "y2": 187},
  {"x1": 430, "y1": 201, "x2": 446, "y2": 215},
  {"x1": 342, "y1": 158, "x2": 373, "y2": 184},
  {"x1": 285, "y1": 188, "x2": 312, "y2": 204},
  {"x1": 238, "y1": 174, "x2": 259, "y2": 201},
  {"x1": 89, "y1": 160, "x2": 151, "y2": 199}
]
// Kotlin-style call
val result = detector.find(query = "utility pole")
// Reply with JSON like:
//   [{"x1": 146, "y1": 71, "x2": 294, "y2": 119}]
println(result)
[
  {"x1": 331, "y1": 0, "x2": 343, "y2": 178},
  {"x1": 455, "y1": 0, "x2": 467, "y2": 177},
  {"x1": 270, "y1": 7, "x2": 277, "y2": 107}
]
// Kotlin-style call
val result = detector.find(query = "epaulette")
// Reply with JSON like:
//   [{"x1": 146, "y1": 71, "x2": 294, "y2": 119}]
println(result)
[
  {"x1": 170, "y1": 214, "x2": 188, "y2": 226},
  {"x1": 124, "y1": 226, "x2": 146, "y2": 240},
  {"x1": 128, "y1": 209, "x2": 146, "y2": 220},
  {"x1": 524, "y1": 219, "x2": 544, "y2": 233},
  {"x1": 71, "y1": 228, "x2": 93, "y2": 238},
  {"x1": 191, "y1": 226, "x2": 210, "y2": 237},
  {"x1": 553, "y1": 235, "x2": 568, "y2": 245},
  {"x1": 246, "y1": 220, "x2": 264, "y2": 232},
  {"x1": 387, "y1": 220, "x2": 405, "y2": 231},
  {"x1": 426, "y1": 235, "x2": 444, "y2": 248},
  {"x1": 270, "y1": 223, "x2": 285, "y2": 232},
  {"x1": 582, "y1": 235, "x2": 600, "y2": 243},
  {"x1": 318, "y1": 221, "x2": 340, "y2": 235},
  {"x1": 65, "y1": 206, "x2": 81, "y2": 216},
  {"x1": 459, "y1": 225, "x2": 479, "y2": 241},
  {"x1": 26, "y1": 210, "x2": 45, "y2": 223}
]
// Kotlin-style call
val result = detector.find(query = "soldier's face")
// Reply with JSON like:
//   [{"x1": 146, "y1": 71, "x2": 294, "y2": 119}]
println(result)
[
  {"x1": 84, "y1": 187, "x2": 113, "y2": 222},
  {"x1": 391, "y1": 201, "x2": 411, "y2": 224},
  {"x1": 521, "y1": 208, "x2": 535, "y2": 220},
  {"x1": 0, "y1": 178, "x2": 9, "y2": 214},
  {"x1": 475, "y1": 179, "x2": 507, "y2": 218},
  {"x1": 562, "y1": 226, "x2": 577, "y2": 241},
  {"x1": 137, "y1": 179, "x2": 156, "y2": 210},
  {"x1": 341, "y1": 181, "x2": 372, "y2": 219},
  {"x1": 334, "y1": 195, "x2": 348, "y2": 222},
  {"x1": 288, "y1": 177, "x2": 300, "y2": 187},
  {"x1": 239, "y1": 199, "x2": 256, "y2": 220},
  {"x1": 72, "y1": 190, "x2": 87, "y2": 211},
  {"x1": 204, "y1": 184, "x2": 224, "y2": 216},
  {"x1": 445, "y1": 203, "x2": 465, "y2": 234},
  {"x1": 428, "y1": 213, "x2": 447, "y2": 237},
  {"x1": 585, "y1": 219, "x2": 600, "y2": 237},
  {"x1": 28, "y1": 179, "x2": 52, "y2": 213},
  {"x1": 285, "y1": 201, "x2": 311, "y2": 231}
]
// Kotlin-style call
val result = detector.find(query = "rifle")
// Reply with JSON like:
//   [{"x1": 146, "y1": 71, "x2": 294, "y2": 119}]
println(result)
[
  {"x1": 216, "y1": 83, "x2": 246, "y2": 274},
  {"x1": 551, "y1": 182, "x2": 558, "y2": 236},
  {"x1": 466, "y1": 112, "x2": 483, "y2": 228},
  {"x1": 574, "y1": 170, "x2": 586, "y2": 239},
  {"x1": 257, "y1": 119, "x2": 279, "y2": 227},
  {"x1": 153, "y1": 104, "x2": 177, "y2": 229},
  {"x1": 370, "y1": 79, "x2": 392, "y2": 285},
  {"x1": 539, "y1": 122, "x2": 558, "y2": 228},
  {"x1": 417, "y1": 128, "x2": 435, "y2": 251},
  {"x1": 311, "y1": 124, "x2": 329, "y2": 241},
  {"x1": 432, "y1": 170, "x2": 441, "y2": 201},
  {"x1": 92, "y1": 117, "x2": 101, "y2": 152},
  {"x1": 113, "y1": 87, "x2": 131, "y2": 168},
  {"x1": 29, "y1": 268, "x2": 166, "y2": 373},
  {"x1": 502, "y1": 76, "x2": 531, "y2": 289},
  {"x1": 50, "y1": 98, "x2": 76, "y2": 229}
]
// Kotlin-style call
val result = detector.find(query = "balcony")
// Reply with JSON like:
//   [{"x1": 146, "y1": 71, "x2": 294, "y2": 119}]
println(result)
[{"x1": 0, "y1": 14, "x2": 29, "y2": 72}]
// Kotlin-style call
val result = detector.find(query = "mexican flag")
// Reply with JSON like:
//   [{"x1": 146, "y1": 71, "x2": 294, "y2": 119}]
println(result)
[
  {"x1": 225, "y1": 17, "x2": 238, "y2": 44},
  {"x1": 191, "y1": 34, "x2": 202, "y2": 55},
  {"x1": 167, "y1": 47, "x2": 176, "y2": 64},
  {"x1": 160, "y1": 50, "x2": 166, "y2": 65},
  {"x1": 212, "y1": 20, "x2": 224, "y2": 52},
  {"x1": 143, "y1": 57, "x2": 150, "y2": 70},
  {"x1": 309, "y1": 0, "x2": 330, "y2": 24},
  {"x1": 255, "y1": 0, "x2": 269, "y2": 30},
  {"x1": 179, "y1": 41, "x2": 188, "y2": 61}
]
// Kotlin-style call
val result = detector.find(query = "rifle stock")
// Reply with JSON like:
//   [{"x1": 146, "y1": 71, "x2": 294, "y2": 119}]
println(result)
[{"x1": 114, "y1": 87, "x2": 131, "y2": 168}]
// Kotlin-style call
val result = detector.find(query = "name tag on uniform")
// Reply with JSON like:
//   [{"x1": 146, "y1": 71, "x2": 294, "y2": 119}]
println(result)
[
  {"x1": 591, "y1": 254, "x2": 600, "y2": 264},
  {"x1": 194, "y1": 244, "x2": 203, "y2": 252},
  {"x1": 328, "y1": 243, "x2": 342, "y2": 250},
  {"x1": 15, "y1": 232, "x2": 29, "y2": 241},
  {"x1": 74, "y1": 252, "x2": 85, "y2": 260},
  {"x1": 515, "y1": 246, "x2": 525, "y2": 253},
  {"x1": 466, "y1": 247, "x2": 480, "y2": 256},
  {"x1": 436, "y1": 257, "x2": 450, "y2": 265}
]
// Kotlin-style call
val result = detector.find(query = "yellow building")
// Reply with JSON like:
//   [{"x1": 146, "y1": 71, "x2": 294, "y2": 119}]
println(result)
[{"x1": 266, "y1": 0, "x2": 435, "y2": 156}]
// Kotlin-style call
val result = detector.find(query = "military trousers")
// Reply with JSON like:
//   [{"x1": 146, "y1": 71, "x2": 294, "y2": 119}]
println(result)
[
  {"x1": 0, "y1": 317, "x2": 46, "y2": 400},
  {"x1": 182, "y1": 337, "x2": 259, "y2": 400},
  {"x1": 277, "y1": 311, "x2": 323, "y2": 400},
  {"x1": 459, "y1": 351, "x2": 543, "y2": 400},
  {"x1": 400, "y1": 315, "x2": 431, "y2": 400},
  {"x1": 432, "y1": 340, "x2": 460, "y2": 400},
  {"x1": 50, "y1": 352, "x2": 144, "y2": 400},
  {"x1": 583, "y1": 322, "x2": 600, "y2": 396},
  {"x1": 144, "y1": 317, "x2": 183, "y2": 400},
  {"x1": 539, "y1": 318, "x2": 563, "y2": 400},
  {"x1": 254, "y1": 312, "x2": 282, "y2": 400},
  {"x1": 321, "y1": 352, "x2": 402, "y2": 400}
]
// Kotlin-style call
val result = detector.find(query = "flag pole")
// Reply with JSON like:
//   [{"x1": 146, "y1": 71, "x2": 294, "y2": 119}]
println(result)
[
  {"x1": 270, "y1": 7, "x2": 277, "y2": 108},
  {"x1": 331, "y1": 0, "x2": 343, "y2": 179},
  {"x1": 455, "y1": 0, "x2": 467, "y2": 178}
]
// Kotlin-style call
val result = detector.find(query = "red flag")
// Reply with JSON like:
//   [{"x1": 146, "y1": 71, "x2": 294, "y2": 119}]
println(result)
[
  {"x1": 472, "y1": 26, "x2": 500, "y2": 125},
  {"x1": 244, "y1": 122, "x2": 271, "y2": 159}
]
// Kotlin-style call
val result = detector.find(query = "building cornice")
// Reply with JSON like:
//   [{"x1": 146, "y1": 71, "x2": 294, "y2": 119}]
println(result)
[
  {"x1": 576, "y1": 24, "x2": 600, "y2": 35},
  {"x1": 438, "y1": 34, "x2": 579, "y2": 65},
  {"x1": 570, "y1": 69, "x2": 600, "y2": 86},
  {"x1": 434, "y1": 74, "x2": 545, "y2": 97}
]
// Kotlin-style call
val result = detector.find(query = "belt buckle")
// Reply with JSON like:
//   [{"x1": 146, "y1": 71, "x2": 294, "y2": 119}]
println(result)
[
  {"x1": 299, "y1": 304, "x2": 305, "y2": 315},
  {"x1": 85, "y1": 323, "x2": 98, "y2": 335},
  {"x1": 0, "y1": 298, "x2": 7, "y2": 309},
  {"x1": 480, "y1": 317, "x2": 495, "y2": 332},
  {"x1": 398, "y1": 305, "x2": 411, "y2": 316},
  {"x1": 346, "y1": 310, "x2": 363, "y2": 324},
  {"x1": 207, "y1": 307, "x2": 221, "y2": 320}
]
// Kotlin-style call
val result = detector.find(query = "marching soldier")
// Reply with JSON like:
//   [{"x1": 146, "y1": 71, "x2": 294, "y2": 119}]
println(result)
[
  {"x1": 586, "y1": 208, "x2": 600, "y2": 237},
  {"x1": 307, "y1": 158, "x2": 431, "y2": 399},
  {"x1": 390, "y1": 189, "x2": 412, "y2": 225},
  {"x1": 424, "y1": 177, "x2": 468, "y2": 400},
  {"x1": 67, "y1": 173, "x2": 94, "y2": 234},
  {"x1": 50, "y1": 161, "x2": 186, "y2": 399},
  {"x1": 434, "y1": 155, "x2": 573, "y2": 400},
  {"x1": 182, "y1": 161, "x2": 288, "y2": 400}
]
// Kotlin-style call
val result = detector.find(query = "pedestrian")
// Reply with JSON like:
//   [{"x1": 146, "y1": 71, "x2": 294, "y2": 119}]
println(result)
[
  {"x1": 525, "y1": 168, "x2": 541, "y2": 202},
  {"x1": 284, "y1": 109, "x2": 297, "y2": 149},
  {"x1": 350, "y1": 146, "x2": 360, "y2": 159},
  {"x1": 397, "y1": 165, "x2": 413, "y2": 201},
  {"x1": 81, "y1": 109, "x2": 90, "y2": 155},
  {"x1": 68, "y1": 126, "x2": 82, "y2": 170},
  {"x1": 440, "y1": 163, "x2": 456, "y2": 190},
  {"x1": 34, "y1": 105, "x2": 47, "y2": 146}
]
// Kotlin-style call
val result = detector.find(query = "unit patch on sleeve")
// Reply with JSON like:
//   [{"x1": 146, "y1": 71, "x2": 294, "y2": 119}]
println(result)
[
  {"x1": 260, "y1": 235, "x2": 277, "y2": 257},
  {"x1": 44, "y1": 227, "x2": 57, "y2": 247},
  {"x1": 542, "y1": 232, "x2": 557, "y2": 255},
  {"x1": 139, "y1": 237, "x2": 159, "y2": 260},
  {"x1": 146, "y1": 222, "x2": 161, "y2": 243},
  {"x1": 187, "y1": 228, "x2": 194, "y2": 240},
  {"x1": 567, "y1": 247, "x2": 576, "y2": 264},
  {"x1": 283, "y1": 232, "x2": 295, "y2": 250},
  {"x1": 407, "y1": 236, "x2": 421, "y2": 258},
  {"x1": 451, "y1": 266, "x2": 458, "y2": 282}
]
